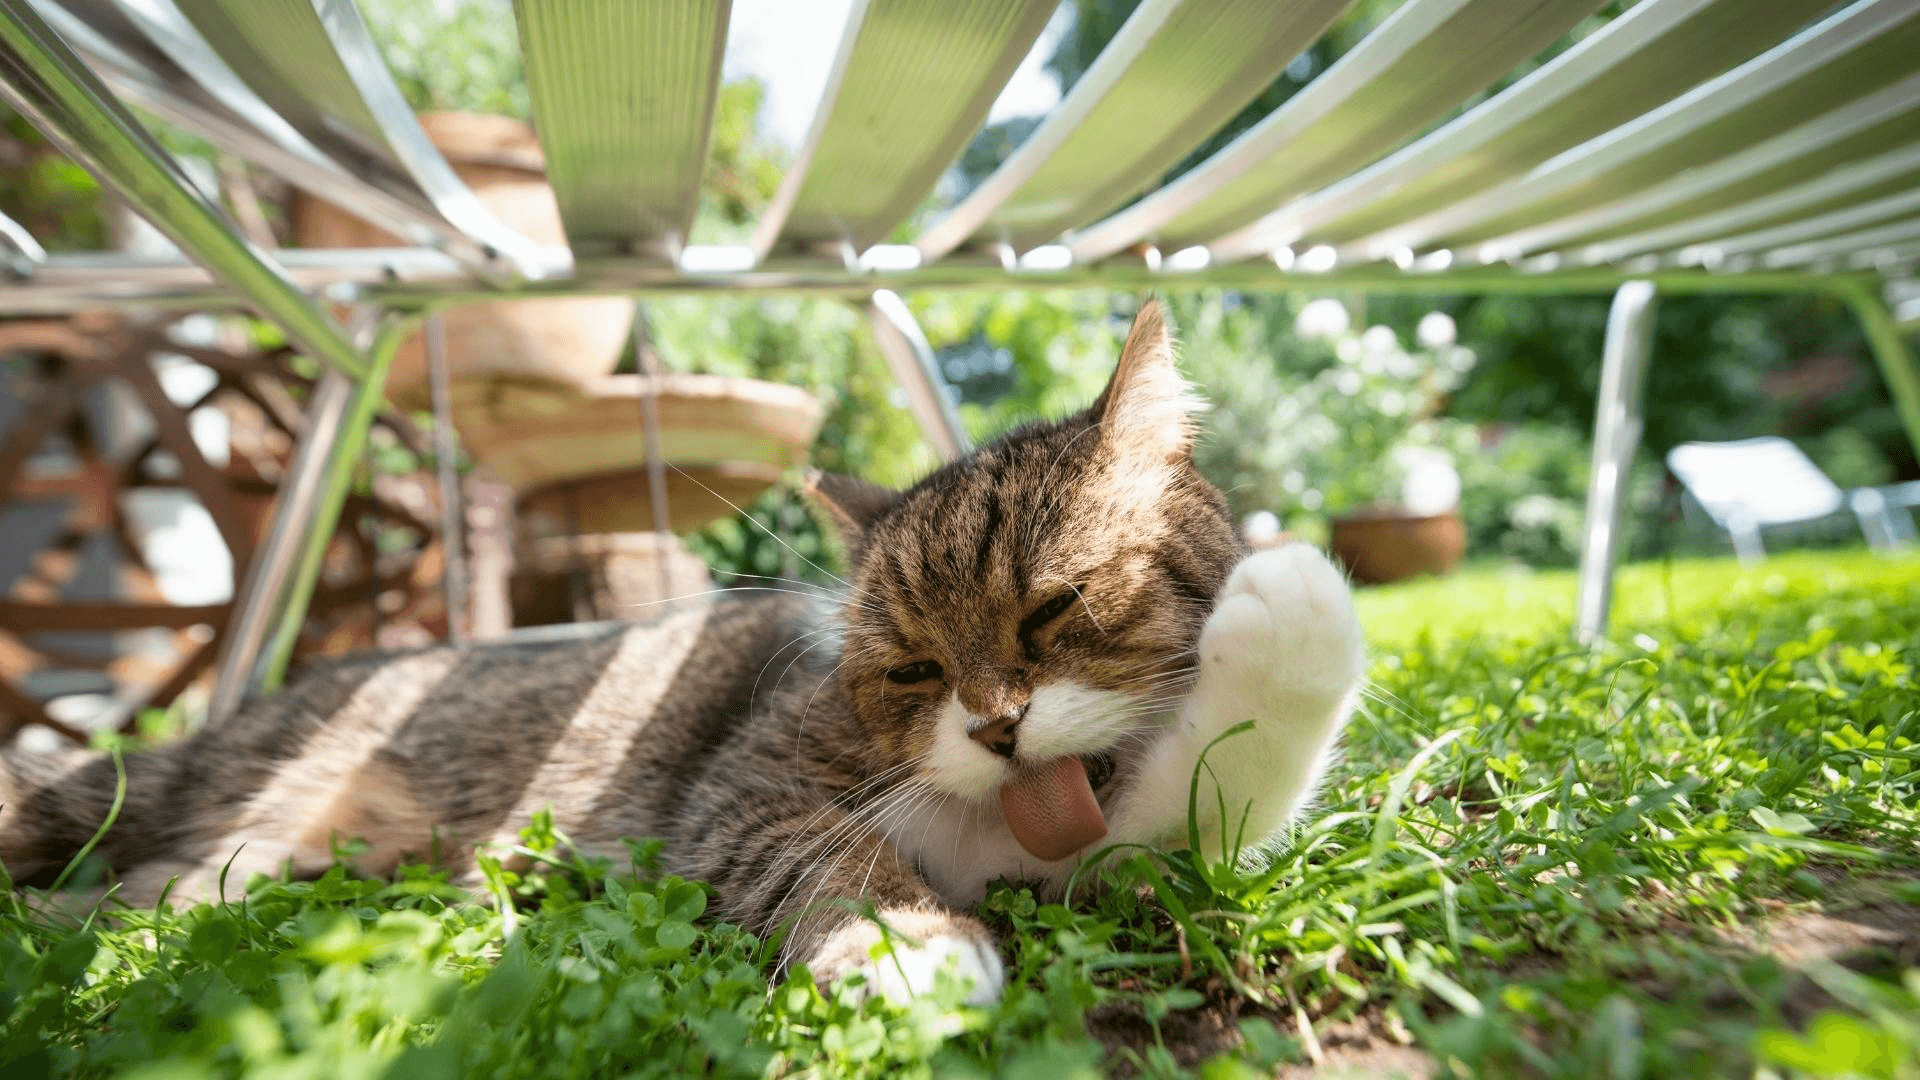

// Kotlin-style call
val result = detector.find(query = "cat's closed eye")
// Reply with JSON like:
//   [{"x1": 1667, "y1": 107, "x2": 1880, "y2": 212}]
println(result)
[
  {"x1": 1019, "y1": 591, "x2": 1079, "y2": 637},
  {"x1": 886, "y1": 660, "x2": 944, "y2": 684}
]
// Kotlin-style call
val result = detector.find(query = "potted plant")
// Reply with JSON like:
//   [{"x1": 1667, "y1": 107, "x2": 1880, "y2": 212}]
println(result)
[{"x1": 1189, "y1": 297, "x2": 1478, "y2": 584}]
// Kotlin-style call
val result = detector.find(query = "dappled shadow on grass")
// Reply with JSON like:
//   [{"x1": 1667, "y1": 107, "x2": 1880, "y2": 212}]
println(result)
[{"x1": 1082, "y1": 987, "x2": 1258, "y2": 1073}]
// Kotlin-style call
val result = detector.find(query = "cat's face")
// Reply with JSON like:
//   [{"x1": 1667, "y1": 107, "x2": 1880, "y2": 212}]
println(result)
[{"x1": 813, "y1": 301, "x2": 1240, "y2": 831}]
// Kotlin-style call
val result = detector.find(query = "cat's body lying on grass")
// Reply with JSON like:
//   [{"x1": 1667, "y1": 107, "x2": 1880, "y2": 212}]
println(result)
[{"x1": 0, "y1": 302, "x2": 1364, "y2": 1004}]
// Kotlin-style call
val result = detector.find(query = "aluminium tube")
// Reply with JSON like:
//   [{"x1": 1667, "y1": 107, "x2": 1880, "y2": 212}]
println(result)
[{"x1": 1574, "y1": 280, "x2": 1657, "y2": 644}]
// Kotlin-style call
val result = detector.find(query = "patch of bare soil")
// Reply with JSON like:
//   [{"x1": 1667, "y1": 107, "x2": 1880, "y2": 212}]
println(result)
[
  {"x1": 1085, "y1": 995, "x2": 1248, "y2": 1072},
  {"x1": 1714, "y1": 877, "x2": 1920, "y2": 1024},
  {"x1": 1724, "y1": 900, "x2": 1920, "y2": 967},
  {"x1": 1086, "y1": 992, "x2": 1435, "y2": 1079},
  {"x1": 1275, "y1": 1014, "x2": 1436, "y2": 1080}
]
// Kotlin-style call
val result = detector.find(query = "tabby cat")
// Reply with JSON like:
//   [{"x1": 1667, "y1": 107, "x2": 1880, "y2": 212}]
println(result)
[{"x1": 0, "y1": 301, "x2": 1364, "y2": 1004}]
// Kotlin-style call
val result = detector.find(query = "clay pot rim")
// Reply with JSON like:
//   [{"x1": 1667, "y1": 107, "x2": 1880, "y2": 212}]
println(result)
[
  {"x1": 456, "y1": 375, "x2": 826, "y2": 457},
  {"x1": 582, "y1": 373, "x2": 824, "y2": 415},
  {"x1": 520, "y1": 532, "x2": 692, "y2": 559},
  {"x1": 518, "y1": 459, "x2": 786, "y2": 501},
  {"x1": 1330, "y1": 506, "x2": 1463, "y2": 526},
  {"x1": 415, "y1": 110, "x2": 548, "y2": 174}
]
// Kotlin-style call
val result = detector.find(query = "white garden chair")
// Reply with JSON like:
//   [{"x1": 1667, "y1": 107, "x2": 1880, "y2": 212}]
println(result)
[
  {"x1": 1666, "y1": 436, "x2": 1855, "y2": 562},
  {"x1": 1850, "y1": 479, "x2": 1920, "y2": 549}
]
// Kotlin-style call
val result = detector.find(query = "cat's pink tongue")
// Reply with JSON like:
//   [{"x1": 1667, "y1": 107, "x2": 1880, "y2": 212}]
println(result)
[{"x1": 999, "y1": 756, "x2": 1107, "y2": 862}]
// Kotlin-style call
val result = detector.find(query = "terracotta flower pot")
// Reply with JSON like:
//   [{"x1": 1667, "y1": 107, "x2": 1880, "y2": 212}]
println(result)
[
  {"x1": 454, "y1": 373, "x2": 822, "y2": 488},
  {"x1": 517, "y1": 462, "x2": 787, "y2": 540},
  {"x1": 1328, "y1": 508, "x2": 1466, "y2": 585},
  {"x1": 292, "y1": 112, "x2": 632, "y2": 415},
  {"x1": 510, "y1": 532, "x2": 712, "y2": 627},
  {"x1": 454, "y1": 372, "x2": 825, "y2": 536}
]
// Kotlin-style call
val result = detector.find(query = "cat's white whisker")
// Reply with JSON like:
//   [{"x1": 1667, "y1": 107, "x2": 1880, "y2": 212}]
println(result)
[
  {"x1": 1064, "y1": 582, "x2": 1105, "y2": 633},
  {"x1": 664, "y1": 463, "x2": 855, "y2": 590},
  {"x1": 1360, "y1": 681, "x2": 1427, "y2": 719},
  {"x1": 850, "y1": 783, "x2": 945, "y2": 903},
  {"x1": 1115, "y1": 668, "x2": 1199, "y2": 691},
  {"x1": 780, "y1": 771, "x2": 921, "y2": 873},
  {"x1": 784, "y1": 779, "x2": 934, "y2": 918},
  {"x1": 616, "y1": 583, "x2": 829, "y2": 612},
  {"x1": 770, "y1": 795, "x2": 916, "y2": 904},
  {"x1": 793, "y1": 655, "x2": 859, "y2": 766},
  {"x1": 780, "y1": 762, "x2": 919, "y2": 848},
  {"x1": 1038, "y1": 422, "x2": 1102, "y2": 511},
  {"x1": 748, "y1": 628, "x2": 840, "y2": 721}
]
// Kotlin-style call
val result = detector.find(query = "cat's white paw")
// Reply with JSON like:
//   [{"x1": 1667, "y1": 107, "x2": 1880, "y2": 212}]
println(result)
[
  {"x1": 859, "y1": 931, "x2": 1005, "y2": 1007},
  {"x1": 1109, "y1": 543, "x2": 1363, "y2": 859},
  {"x1": 806, "y1": 909, "x2": 1004, "y2": 1006},
  {"x1": 1199, "y1": 542, "x2": 1364, "y2": 702}
]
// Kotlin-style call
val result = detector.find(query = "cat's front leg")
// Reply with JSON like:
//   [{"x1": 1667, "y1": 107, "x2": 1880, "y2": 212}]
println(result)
[
  {"x1": 1109, "y1": 542, "x2": 1365, "y2": 862},
  {"x1": 686, "y1": 801, "x2": 1004, "y2": 1005},
  {"x1": 803, "y1": 898, "x2": 1005, "y2": 1007}
]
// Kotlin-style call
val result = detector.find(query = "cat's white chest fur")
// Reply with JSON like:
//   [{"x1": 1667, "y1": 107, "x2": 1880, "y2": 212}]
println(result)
[{"x1": 891, "y1": 543, "x2": 1365, "y2": 908}]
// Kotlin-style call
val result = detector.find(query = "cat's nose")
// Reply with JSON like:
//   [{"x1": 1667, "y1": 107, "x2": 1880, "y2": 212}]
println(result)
[{"x1": 968, "y1": 706, "x2": 1025, "y2": 759}]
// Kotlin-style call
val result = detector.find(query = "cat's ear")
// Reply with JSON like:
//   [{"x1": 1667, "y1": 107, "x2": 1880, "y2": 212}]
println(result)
[
  {"x1": 1091, "y1": 298, "x2": 1202, "y2": 462},
  {"x1": 803, "y1": 468, "x2": 899, "y2": 544}
]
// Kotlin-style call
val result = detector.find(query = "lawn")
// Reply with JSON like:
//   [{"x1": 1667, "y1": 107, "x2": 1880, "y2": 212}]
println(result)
[{"x1": 5, "y1": 550, "x2": 1918, "y2": 1079}]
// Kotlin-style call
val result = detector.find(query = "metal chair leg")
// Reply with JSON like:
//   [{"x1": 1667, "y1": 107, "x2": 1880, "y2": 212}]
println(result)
[
  {"x1": 207, "y1": 368, "x2": 355, "y2": 723},
  {"x1": 631, "y1": 303, "x2": 675, "y2": 604},
  {"x1": 1729, "y1": 516, "x2": 1765, "y2": 564},
  {"x1": 1575, "y1": 280, "x2": 1657, "y2": 644},
  {"x1": 255, "y1": 314, "x2": 413, "y2": 695},
  {"x1": 425, "y1": 312, "x2": 468, "y2": 644},
  {"x1": 1849, "y1": 488, "x2": 1895, "y2": 551},
  {"x1": 1837, "y1": 280, "x2": 1920, "y2": 468},
  {"x1": 864, "y1": 289, "x2": 970, "y2": 461}
]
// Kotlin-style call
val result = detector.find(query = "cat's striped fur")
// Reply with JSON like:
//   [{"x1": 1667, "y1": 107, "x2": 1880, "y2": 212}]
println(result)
[{"x1": 2, "y1": 301, "x2": 1365, "y2": 1002}]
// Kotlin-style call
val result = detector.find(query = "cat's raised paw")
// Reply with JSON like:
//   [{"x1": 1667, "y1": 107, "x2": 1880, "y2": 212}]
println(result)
[
  {"x1": 1200, "y1": 542, "x2": 1364, "y2": 700},
  {"x1": 807, "y1": 909, "x2": 1005, "y2": 1006}
]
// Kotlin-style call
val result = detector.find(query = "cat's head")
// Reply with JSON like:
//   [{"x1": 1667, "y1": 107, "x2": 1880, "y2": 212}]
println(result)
[{"x1": 808, "y1": 300, "x2": 1241, "y2": 852}]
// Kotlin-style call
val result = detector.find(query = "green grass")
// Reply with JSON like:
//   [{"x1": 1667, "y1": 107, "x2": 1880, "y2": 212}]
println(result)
[{"x1": 6, "y1": 550, "x2": 1920, "y2": 1079}]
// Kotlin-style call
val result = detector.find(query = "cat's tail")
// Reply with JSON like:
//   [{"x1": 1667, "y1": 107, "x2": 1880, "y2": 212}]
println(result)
[{"x1": 0, "y1": 741, "x2": 128, "y2": 888}]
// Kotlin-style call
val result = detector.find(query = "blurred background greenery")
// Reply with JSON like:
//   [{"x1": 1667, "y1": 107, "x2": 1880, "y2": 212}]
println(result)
[{"x1": 2, "y1": 0, "x2": 1909, "y2": 587}]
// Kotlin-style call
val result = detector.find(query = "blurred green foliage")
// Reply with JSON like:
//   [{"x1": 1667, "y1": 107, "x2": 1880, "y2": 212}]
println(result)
[
  {"x1": 0, "y1": 112, "x2": 109, "y2": 251},
  {"x1": 1451, "y1": 421, "x2": 1668, "y2": 566},
  {"x1": 696, "y1": 79, "x2": 787, "y2": 243},
  {"x1": 1166, "y1": 289, "x2": 1662, "y2": 565},
  {"x1": 359, "y1": 0, "x2": 531, "y2": 119},
  {"x1": 1362, "y1": 290, "x2": 1910, "y2": 480},
  {"x1": 1174, "y1": 291, "x2": 1473, "y2": 518}
]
